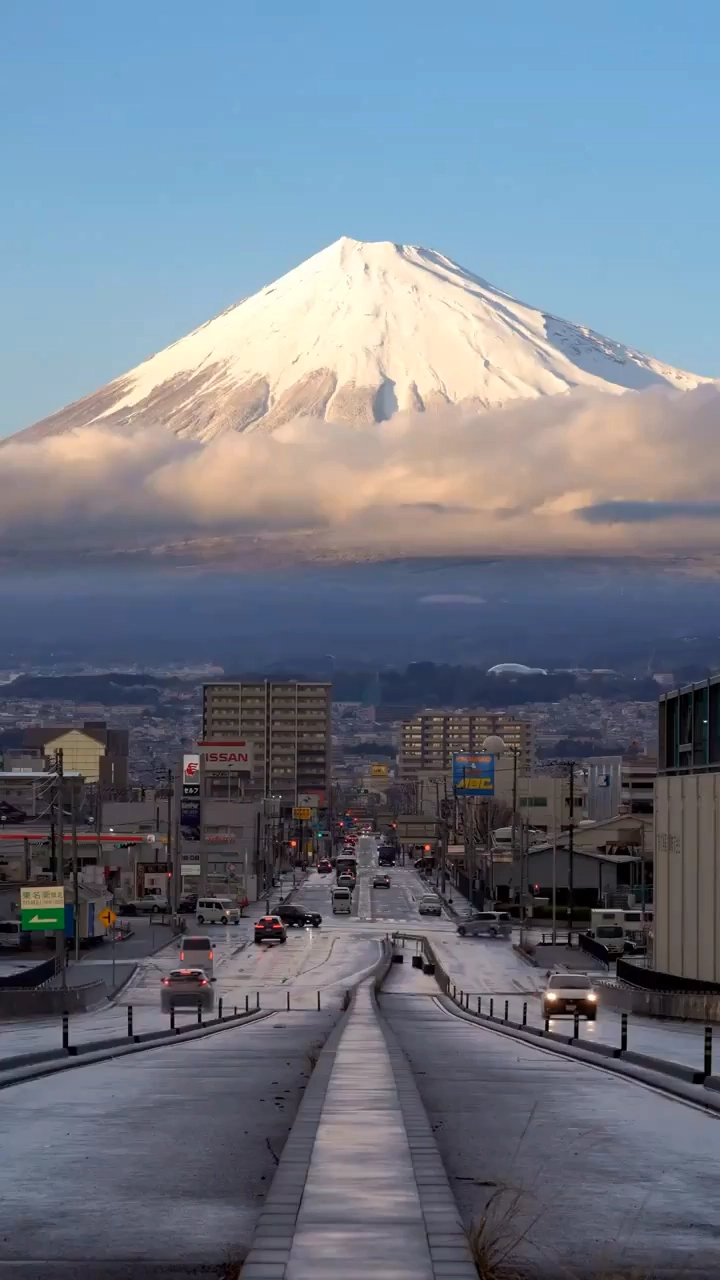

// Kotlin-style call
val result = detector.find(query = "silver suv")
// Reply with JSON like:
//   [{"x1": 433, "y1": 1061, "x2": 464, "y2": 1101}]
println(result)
[{"x1": 456, "y1": 910, "x2": 512, "y2": 939}]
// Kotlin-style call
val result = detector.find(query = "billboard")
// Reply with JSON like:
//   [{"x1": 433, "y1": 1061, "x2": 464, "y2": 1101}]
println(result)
[
  {"x1": 452, "y1": 753, "x2": 495, "y2": 796},
  {"x1": 370, "y1": 763, "x2": 389, "y2": 777},
  {"x1": 197, "y1": 741, "x2": 254, "y2": 774}
]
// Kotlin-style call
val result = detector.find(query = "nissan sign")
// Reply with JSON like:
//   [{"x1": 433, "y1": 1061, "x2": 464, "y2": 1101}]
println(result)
[{"x1": 197, "y1": 741, "x2": 254, "y2": 774}]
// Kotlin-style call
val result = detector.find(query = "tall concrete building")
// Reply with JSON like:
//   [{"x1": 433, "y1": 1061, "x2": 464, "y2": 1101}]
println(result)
[
  {"x1": 202, "y1": 680, "x2": 332, "y2": 804},
  {"x1": 399, "y1": 711, "x2": 535, "y2": 777},
  {"x1": 655, "y1": 675, "x2": 720, "y2": 984}
]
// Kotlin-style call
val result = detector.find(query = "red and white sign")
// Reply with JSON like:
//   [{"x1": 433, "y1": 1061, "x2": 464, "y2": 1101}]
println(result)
[
  {"x1": 197, "y1": 740, "x2": 254, "y2": 774},
  {"x1": 183, "y1": 753, "x2": 200, "y2": 780}
]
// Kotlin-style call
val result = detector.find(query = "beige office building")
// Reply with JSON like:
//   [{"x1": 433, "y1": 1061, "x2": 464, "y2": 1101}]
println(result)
[
  {"x1": 202, "y1": 680, "x2": 332, "y2": 804},
  {"x1": 399, "y1": 711, "x2": 535, "y2": 777}
]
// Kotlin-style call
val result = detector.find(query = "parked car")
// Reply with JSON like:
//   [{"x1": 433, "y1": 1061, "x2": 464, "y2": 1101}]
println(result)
[
  {"x1": 456, "y1": 911, "x2": 512, "y2": 939},
  {"x1": 178, "y1": 894, "x2": 198, "y2": 913},
  {"x1": 542, "y1": 972, "x2": 598, "y2": 1020},
  {"x1": 277, "y1": 904, "x2": 322, "y2": 928},
  {"x1": 418, "y1": 894, "x2": 442, "y2": 916},
  {"x1": 373, "y1": 874, "x2": 391, "y2": 888},
  {"x1": 161, "y1": 968, "x2": 214, "y2": 1013},
  {"x1": 254, "y1": 915, "x2": 287, "y2": 944}
]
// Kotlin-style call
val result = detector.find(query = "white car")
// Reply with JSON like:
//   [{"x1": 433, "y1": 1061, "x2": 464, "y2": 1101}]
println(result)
[
  {"x1": 542, "y1": 972, "x2": 598, "y2": 1021},
  {"x1": 418, "y1": 894, "x2": 442, "y2": 916},
  {"x1": 125, "y1": 894, "x2": 169, "y2": 915},
  {"x1": 456, "y1": 910, "x2": 512, "y2": 939}
]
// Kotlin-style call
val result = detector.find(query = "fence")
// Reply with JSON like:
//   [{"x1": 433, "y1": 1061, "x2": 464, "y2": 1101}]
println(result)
[
  {"x1": 0, "y1": 956, "x2": 60, "y2": 990},
  {"x1": 579, "y1": 933, "x2": 611, "y2": 968},
  {"x1": 617, "y1": 957, "x2": 720, "y2": 994}
]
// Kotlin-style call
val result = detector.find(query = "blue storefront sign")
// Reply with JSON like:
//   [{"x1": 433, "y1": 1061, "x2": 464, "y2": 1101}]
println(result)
[{"x1": 452, "y1": 753, "x2": 495, "y2": 796}]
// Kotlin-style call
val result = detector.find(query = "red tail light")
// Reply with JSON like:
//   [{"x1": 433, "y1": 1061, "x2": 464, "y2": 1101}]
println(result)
[
  {"x1": 208, "y1": 951, "x2": 213, "y2": 959},
  {"x1": 272, "y1": 922, "x2": 282, "y2": 929},
  {"x1": 179, "y1": 952, "x2": 185, "y2": 961},
  {"x1": 162, "y1": 978, "x2": 170, "y2": 985},
  {"x1": 200, "y1": 979, "x2": 208, "y2": 986}
]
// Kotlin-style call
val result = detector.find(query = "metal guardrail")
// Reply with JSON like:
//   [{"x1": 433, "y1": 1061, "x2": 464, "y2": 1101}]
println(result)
[
  {"x1": 579, "y1": 932, "x2": 611, "y2": 968},
  {"x1": 0, "y1": 955, "x2": 61, "y2": 989}
]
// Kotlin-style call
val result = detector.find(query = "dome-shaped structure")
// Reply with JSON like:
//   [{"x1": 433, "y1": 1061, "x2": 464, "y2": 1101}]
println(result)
[{"x1": 487, "y1": 663, "x2": 548, "y2": 676}]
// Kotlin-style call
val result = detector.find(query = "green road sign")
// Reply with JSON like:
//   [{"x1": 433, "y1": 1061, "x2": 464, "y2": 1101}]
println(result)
[
  {"x1": 21, "y1": 906, "x2": 65, "y2": 931},
  {"x1": 20, "y1": 885, "x2": 65, "y2": 931}
]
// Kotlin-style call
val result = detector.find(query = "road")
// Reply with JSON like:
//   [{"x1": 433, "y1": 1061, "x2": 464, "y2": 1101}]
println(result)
[
  {"x1": 381, "y1": 969, "x2": 720, "y2": 1277},
  {"x1": 3, "y1": 833, "x2": 720, "y2": 1277},
  {"x1": 0, "y1": 1009, "x2": 337, "y2": 1277}
]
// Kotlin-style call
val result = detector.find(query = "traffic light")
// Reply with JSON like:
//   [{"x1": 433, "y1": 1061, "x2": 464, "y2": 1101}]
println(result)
[
  {"x1": 424, "y1": 844, "x2": 431, "y2": 852},
  {"x1": 290, "y1": 839, "x2": 297, "y2": 848}
]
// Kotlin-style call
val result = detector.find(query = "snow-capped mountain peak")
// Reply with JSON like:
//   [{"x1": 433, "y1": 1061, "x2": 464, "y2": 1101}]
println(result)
[{"x1": 12, "y1": 236, "x2": 711, "y2": 445}]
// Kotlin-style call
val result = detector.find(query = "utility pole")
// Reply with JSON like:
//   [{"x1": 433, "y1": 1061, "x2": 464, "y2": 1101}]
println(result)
[
  {"x1": 568, "y1": 761, "x2": 575, "y2": 939},
  {"x1": 511, "y1": 747, "x2": 520, "y2": 921},
  {"x1": 55, "y1": 750, "x2": 66, "y2": 986},
  {"x1": 165, "y1": 767, "x2": 176, "y2": 913},
  {"x1": 71, "y1": 779, "x2": 80, "y2": 962}
]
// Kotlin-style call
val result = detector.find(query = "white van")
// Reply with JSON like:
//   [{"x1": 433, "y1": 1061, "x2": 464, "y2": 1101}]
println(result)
[
  {"x1": 332, "y1": 887, "x2": 352, "y2": 914},
  {"x1": 195, "y1": 897, "x2": 240, "y2": 925},
  {"x1": 179, "y1": 935, "x2": 215, "y2": 979}
]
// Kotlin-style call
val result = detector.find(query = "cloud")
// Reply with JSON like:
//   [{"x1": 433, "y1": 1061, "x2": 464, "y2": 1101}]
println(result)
[
  {"x1": 419, "y1": 594, "x2": 487, "y2": 605},
  {"x1": 577, "y1": 500, "x2": 720, "y2": 524},
  {"x1": 2, "y1": 383, "x2": 720, "y2": 559}
]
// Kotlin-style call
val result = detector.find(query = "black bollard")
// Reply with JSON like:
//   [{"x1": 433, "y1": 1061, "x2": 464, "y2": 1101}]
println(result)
[
  {"x1": 705, "y1": 1026, "x2": 713, "y2": 1077},
  {"x1": 522, "y1": 1002, "x2": 527, "y2": 1026},
  {"x1": 621, "y1": 1012, "x2": 628, "y2": 1052},
  {"x1": 127, "y1": 1005, "x2": 133, "y2": 1038},
  {"x1": 62, "y1": 1012, "x2": 69, "y2": 1050}
]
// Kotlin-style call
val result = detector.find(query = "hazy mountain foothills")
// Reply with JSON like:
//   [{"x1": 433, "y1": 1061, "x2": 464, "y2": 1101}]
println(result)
[{"x1": 2, "y1": 237, "x2": 719, "y2": 563}]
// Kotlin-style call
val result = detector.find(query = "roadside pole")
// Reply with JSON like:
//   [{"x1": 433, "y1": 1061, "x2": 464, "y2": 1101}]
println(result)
[
  {"x1": 71, "y1": 780, "x2": 80, "y2": 961},
  {"x1": 55, "y1": 750, "x2": 66, "y2": 987}
]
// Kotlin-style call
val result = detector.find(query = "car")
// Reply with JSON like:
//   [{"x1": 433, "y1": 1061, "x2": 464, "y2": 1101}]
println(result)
[
  {"x1": 195, "y1": 896, "x2": 241, "y2": 925},
  {"x1": 178, "y1": 934, "x2": 215, "y2": 979},
  {"x1": 123, "y1": 893, "x2": 169, "y2": 915},
  {"x1": 317, "y1": 860, "x2": 333, "y2": 874},
  {"x1": 456, "y1": 910, "x2": 512, "y2": 939},
  {"x1": 337, "y1": 873, "x2": 356, "y2": 889},
  {"x1": 418, "y1": 894, "x2": 442, "y2": 916},
  {"x1": 373, "y1": 874, "x2": 391, "y2": 888},
  {"x1": 161, "y1": 968, "x2": 214, "y2": 1012},
  {"x1": 178, "y1": 894, "x2": 198, "y2": 913},
  {"x1": 254, "y1": 914, "x2": 287, "y2": 944},
  {"x1": 542, "y1": 972, "x2": 598, "y2": 1020},
  {"x1": 277, "y1": 904, "x2": 322, "y2": 928}
]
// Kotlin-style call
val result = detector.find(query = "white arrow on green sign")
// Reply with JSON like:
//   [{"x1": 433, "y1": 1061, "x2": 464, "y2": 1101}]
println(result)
[{"x1": 20, "y1": 907, "x2": 65, "y2": 931}]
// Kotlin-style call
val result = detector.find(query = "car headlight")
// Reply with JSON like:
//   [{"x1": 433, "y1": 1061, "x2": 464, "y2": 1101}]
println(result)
[
  {"x1": 545, "y1": 991, "x2": 557, "y2": 1001},
  {"x1": 587, "y1": 992, "x2": 597, "y2": 1002}
]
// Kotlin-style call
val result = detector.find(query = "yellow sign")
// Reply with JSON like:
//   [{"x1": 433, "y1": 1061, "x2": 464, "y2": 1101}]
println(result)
[
  {"x1": 98, "y1": 907, "x2": 117, "y2": 927},
  {"x1": 370, "y1": 763, "x2": 389, "y2": 777},
  {"x1": 293, "y1": 806, "x2": 312, "y2": 821}
]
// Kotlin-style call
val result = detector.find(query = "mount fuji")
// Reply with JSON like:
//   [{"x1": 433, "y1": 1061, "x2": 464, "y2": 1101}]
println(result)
[{"x1": 10, "y1": 237, "x2": 710, "y2": 445}]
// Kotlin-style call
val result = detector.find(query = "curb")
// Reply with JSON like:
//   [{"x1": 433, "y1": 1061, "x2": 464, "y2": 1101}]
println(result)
[
  {"x1": 433, "y1": 994, "x2": 720, "y2": 1116},
  {"x1": 0, "y1": 1007, "x2": 273, "y2": 1091},
  {"x1": 374, "y1": 985, "x2": 478, "y2": 1278}
]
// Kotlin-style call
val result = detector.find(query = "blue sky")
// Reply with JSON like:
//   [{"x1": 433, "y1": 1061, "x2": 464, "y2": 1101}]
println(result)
[{"x1": 1, "y1": 0, "x2": 718, "y2": 438}]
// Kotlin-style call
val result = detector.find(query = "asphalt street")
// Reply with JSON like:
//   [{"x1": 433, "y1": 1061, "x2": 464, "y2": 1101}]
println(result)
[
  {"x1": 0, "y1": 1009, "x2": 337, "y2": 1278},
  {"x1": 380, "y1": 974, "x2": 720, "y2": 1278}
]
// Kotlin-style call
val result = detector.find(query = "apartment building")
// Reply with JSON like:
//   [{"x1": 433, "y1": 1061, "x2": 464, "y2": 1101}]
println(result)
[
  {"x1": 202, "y1": 680, "x2": 331, "y2": 804},
  {"x1": 399, "y1": 711, "x2": 535, "y2": 777}
]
